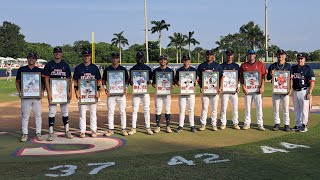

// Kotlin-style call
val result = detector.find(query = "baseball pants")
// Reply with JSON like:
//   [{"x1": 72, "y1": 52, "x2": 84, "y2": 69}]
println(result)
[
  {"x1": 21, "y1": 99, "x2": 42, "y2": 134},
  {"x1": 244, "y1": 94, "x2": 263, "y2": 126},
  {"x1": 272, "y1": 94, "x2": 290, "y2": 125},
  {"x1": 78, "y1": 103, "x2": 97, "y2": 133},
  {"x1": 178, "y1": 95, "x2": 195, "y2": 127},
  {"x1": 220, "y1": 93, "x2": 239, "y2": 125},
  {"x1": 155, "y1": 95, "x2": 171, "y2": 115},
  {"x1": 107, "y1": 95, "x2": 126, "y2": 130},
  {"x1": 292, "y1": 89, "x2": 310, "y2": 127},
  {"x1": 48, "y1": 103, "x2": 69, "y2": 117},
  {"x1": 200, "y1": 94, "x2": 219, "y2": 126},
  {"x1": 132, "y1": 94, "x2": 151, "y2": 129}
]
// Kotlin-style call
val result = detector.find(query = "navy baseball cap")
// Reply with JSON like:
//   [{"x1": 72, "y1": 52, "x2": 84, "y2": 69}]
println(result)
[
  {"x1": 158, "y1": 55, "x2": 168, "y2": 60},
  {"x1": 136, "y1": 52, "x2": 144, "y2": 58},
  {"x1": 297, "y1": 53, "x2": 306, "y2": 59},
  {"x1": 247, "y1": 49, "x2": 255, "y2": 55},
  {"x1": 111, "y1": 52, "x2": 120, "y2": 58},
  {"x1": 182, "y1": 55, "x2": 190, "y2": 61},
  {"x1": 277, "y1": 49, "x2": 286, "y2": 55},
  {"x1": 53, "y1": 47, "x2": 62, "y2": 53},
  {"x1": 82, "y1": 50, "x2": 91, "y2": 56},
  {"x1": 226, "y1": 50, "x2": 234, "y2": 56},
  {"x1": 206, "y1": 50, "x2": 214, "y2": 55},
  {"x1": 27, "y1": 52, "x2": 38, "y2": 59}
]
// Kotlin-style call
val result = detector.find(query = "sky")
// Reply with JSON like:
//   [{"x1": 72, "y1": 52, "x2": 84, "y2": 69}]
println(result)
[{"x1": 0, "y1": 0, "x2": 319, "y2": 52}]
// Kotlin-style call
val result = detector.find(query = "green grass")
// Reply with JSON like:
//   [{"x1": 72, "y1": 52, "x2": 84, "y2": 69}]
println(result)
[{"x1": 0, "y1": 79, "x2": 19, "y2": 102}]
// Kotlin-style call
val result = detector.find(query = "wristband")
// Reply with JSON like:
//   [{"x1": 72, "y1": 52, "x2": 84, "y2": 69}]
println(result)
[
  {"x1": 97, "y1": 86, "x2": 101, "y2": 91},
  {"x1": 74, "y1": 86, "x2": 78, "y2": 91}
]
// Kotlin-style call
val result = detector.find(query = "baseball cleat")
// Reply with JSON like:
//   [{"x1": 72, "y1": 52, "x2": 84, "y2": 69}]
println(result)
[
  {"x1": 128, "y1": 128, "x2": 137, "y2": 135},
  {"x1": 91, "y1": 131, "x2": 97, "y2": 138},
  {"x1": 220, "y1": 125, "x2": 226, "y2": 130},
  {"x1": 104, "y1": 130, "x2": 114, "y2": 136},
  {"x1": 166, "y1": 126, "x2": 173, "y2": 133},
  {"x1": 242, "y1": 124, "x2": 250, "y2": 130},
  {"x1": 65, "y1": 131, "x2": 74, "y2": 139},
  {"x1": 79, "y1": 133, "x2": 86, "y2": 138},
  {"x1": 36, "y1": 133, "x2": 43, "y2": 141},
  {"x1": 212, "y1": 125, "x2": 218, "y2": 131},
  {"x1": 258, "y1": 125, "x2": 266, "y2": 131},
  {"x1": 199, "y1": 124, "x2": 206, "y2": 131},
  {"x1": 283, "y1": 125, "x2": 290, "y2": 132},
  {"x1": 291, "y1": 126, "x2": 301, "y2": 131},
  {"x1": 153, "y1": 126, "x2": 161, "y2": 133},
  {"x1": 146, "y1": 128, "x2": 153, "y2": 135},
  {"x1": 47, "y1": 133, "x2": 54, "y2": 141},
  {"x1": 20, "y1": 134, "x2": 28, "y2": 142},
  {"x1": 233, "y1": 124, "x2": 241, "y2": 130},
  {"x1": 176, "y1": 126, "x2": 183, "y2": 133},
  {"x1": 273, "y1": 124, "x2": 280, "y2": 131},
  {"x1": 122, "y1": 130, "x2": 129, "y2": 136},
  {"x1": 190, "y1": 126, "x2": 197, "y2": 133},
  {"x1": 300, "y1": 124, "x2": 308, "y2": 133}
]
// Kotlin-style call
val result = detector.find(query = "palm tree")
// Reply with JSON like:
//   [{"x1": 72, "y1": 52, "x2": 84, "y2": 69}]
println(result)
[
  {"x1": 194, "y1": 47, "x2": 203, "y2": 63},
  {"x1": 185, "y1": 31, "x2": 200, "y2": 58},
  {"x1": 268, "y1": 45, "x2": 280, "y2": 62},
  {"x1": 111, "y1": 31, "x2": 129, "y2": 64},
  {"x1": 239, "y1": 21, "x2": 265, "y2": 51},
  {"x1": 151, "y1": 20, "x2": 170, "y2": 56},
  {"x1": 167, "y1": 32, "x2": 186, "y2": 63}
]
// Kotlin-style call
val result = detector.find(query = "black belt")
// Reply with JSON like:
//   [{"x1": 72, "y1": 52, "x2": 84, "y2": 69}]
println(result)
[{"x1": 294, "y1": 87, "x2": 307, "y2": 91}]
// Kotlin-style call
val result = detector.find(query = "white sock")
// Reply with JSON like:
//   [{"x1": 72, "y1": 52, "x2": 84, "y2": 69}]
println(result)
[
  {"x1": 65, "y1": 124, "x2": 69, "y2": 132},
  {"x1": 49, "y1": 126, "x2": 53, "y2": 134}
]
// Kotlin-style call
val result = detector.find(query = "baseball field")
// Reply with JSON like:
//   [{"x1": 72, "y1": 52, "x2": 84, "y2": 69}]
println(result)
[{"x1": 0, "y1": 72, "x2": 320, "y2": 179}]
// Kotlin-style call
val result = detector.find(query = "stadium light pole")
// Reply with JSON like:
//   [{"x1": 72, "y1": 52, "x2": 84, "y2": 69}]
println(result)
[
  {"x1": 144, "y1": 0, "x2": 149, "y2": 64},
  {"x1": 265, "y1": 0, "x2": 269, "y2": 62}
]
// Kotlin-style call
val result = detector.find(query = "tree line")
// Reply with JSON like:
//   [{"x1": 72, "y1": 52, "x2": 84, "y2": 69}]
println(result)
[{"x1": 0, "y1": 20, "x2": 319, "y2": 66}]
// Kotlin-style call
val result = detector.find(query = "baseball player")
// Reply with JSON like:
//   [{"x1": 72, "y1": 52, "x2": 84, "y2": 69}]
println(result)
[
  {"x1": 197, "y1": 50, "x2": 223, "y2": 131},
  {"x1": 15, "y1": 52, "x2": 44, "y2": 142},
  {"x1": 152, "y1": 55, "x2": 174, "y2": 133},
  {"x1": 174, "y1": 55, "x2": 197, "y2": 133},
  {"x1": 102, "y1": 52, "x2": 129, "y2": 136},
  {"x1": 220, "y1": 50, "x2": 240, "y2": 130},
  {"x1": 267, "y1": 49, "x2": 292, "y2": 131},
  {"x1": 73, "y1": 50, "x2": 101, "y2": 138},
  {"x1": 291, "y1": 53, "x2": 316, "y2": 132},
  {"x1": 128, "y1": 52, "x2": 153, "y2": 135},
  {"x1": 6, "y1": 64, "x2": 12, "y2": 81},
  {"x1": 239, "y1": 49, "x2": 266, "y2": 131},
  {"x1": 43, "y1": 47, "x2": 73, "y2": 141}
]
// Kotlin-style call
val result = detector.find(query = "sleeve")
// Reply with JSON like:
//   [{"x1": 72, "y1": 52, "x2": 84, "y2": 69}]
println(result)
[
  {"x1": 16, "y1": 68, "x2": 22, "y2": 82},
  {"x1": 267, "y1": 64, "x2": 273, "y2": 80},
  {"x1": 124, "y1": 69, "x2": 129, "y2": 85},
  {"x1": 174, "y1": 69, "x2": 179, "y2": 84},
  {"x1": 96, "y1": 66, "x2": 102, "y2": 81},
  {"x1": 196, "y1": 65, "x2": 202, "y2": 88},
  {"x1": 308, "y1": 67, "x2": 316, "y2": 82},
  {"x1": 72, "y1": 66, "x2": 79, "y2": 82},
  {"x1": 239, "y1": 64, "x2": 244, "y2": 84},
  {"x1": 42, "y1": 64, "x2": 50, "y2": 78},
  {"x1": 261, "y1": 62, "x2": 267, "y2": 76},
  {"x1": 102, "y1": 69, "x2": 107, "y2": 84},
  {"x1": 66, "y1": 64, "x2": 72, "y2": 79},
  {"x1": 148, "y1": 67, "x2": 153, "y2": 81},
  {"x1": 128, "y1": 68, "x2": 133, "y2": 85},
  {"x1": 152, "y1": 69, "x2": 156, "y2": 85},
  {"x1": 218, "y1": 65, "x2": 223, "y2": 79}
]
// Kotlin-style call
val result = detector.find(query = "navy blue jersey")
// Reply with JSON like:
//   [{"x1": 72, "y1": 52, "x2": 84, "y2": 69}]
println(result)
[
  {"x1": 174, "y1": 66, "x2": 197, "y2": 84},
  {"x1": 102, "y1": 65, "x2": 129, "y2": 84},
  {"x1": 129, "y1": 63, "x2": 153, "y2": 83},
  {"x1": 152, "y1": 66, "x2": 174, "y2": 85},
  {"x1": 73, "y1": 63, "x2": 101, "y2": 82},
  {"x1": 197, "y1": 61, "x2": 223, "y2": 88},
  {"x1": 16, "y1": 66, "x2": 43, "y2": 88},
  {"x1": 220, "y1": 62, "x2": 240, "y2": 79},
  {"x1": 291, "y1": 65, "x2": 316, "y2": 90},
  {"x1": 267, "y1": 62, "x2": 292, "y2": 80},
  {"x1": 42, "y1": 60, "x2": 71, "y2": 79}
]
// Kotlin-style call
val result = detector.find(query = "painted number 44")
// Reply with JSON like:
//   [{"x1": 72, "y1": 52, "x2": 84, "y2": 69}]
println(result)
[{"x1": 168, "y1": 153, "x2": 230, "y2": 166}]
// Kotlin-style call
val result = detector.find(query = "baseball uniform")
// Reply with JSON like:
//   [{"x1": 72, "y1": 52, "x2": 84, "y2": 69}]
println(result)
[
  {"x1": 102, "y1": 65, "x2": 129, "y2": 131},
  {"x1": 174, "y1": 66, "x2": 197, "y2": 130},
  {"x1": 239, "y1": 60, "x2": 266, "y2": 128},
  {"x1": 220, "y1": 62, "x2": 240, "y2": 127},
  {"x1": 73, "y1": 63, "x2": 101, "y2": 135},
  {"x1": 6, "y1": 65, "x2": 12, "y2": 81},
  {"x1": 152, "y1": 66, "x2": 174, "y2": 129},
  {"x1": 197, "y1": 61, "x2": 223, "y2": 129},
  {"x1": 267, "y1": 62, "x2": 292, "y2": 128},
  {"x1": 129, "y1": 63, "x2": 153, "y2": 131},
  {"x1": 16, "y1": 65, "x2": 43, "y2": 138},
  {"x1": 42, "y1": 59, "x2": 72, "y2": 135},
  {"x1": 291, "y1": 64, "x2": 316, "y2": 130}
]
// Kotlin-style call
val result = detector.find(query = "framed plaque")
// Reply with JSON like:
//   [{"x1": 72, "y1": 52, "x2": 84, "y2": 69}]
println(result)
[
  {"x1": 78, "y1": 79, "x2": 97, "y2": 104},
  {"x1": 222, "y1": 70, "x2": 238, "y2": 94},
  {"x1": 155, "y1": 72, "x2": 172, "y2": 95},
  {"x1": 131, "y1": 70, "x2": 148, "y2": 94},
  {"x1": 21, "y1": 72, "x2": 41, "y2": 98},
  {"x1": 107, "y1": 70, "x2": 125, "y2": 95},
  {"x1": 202, "y1": 71, "x2": 219, "y2": 95},
  {"x1": 272, "y1": 70, "x2": 290, "y2": 94},
  {"x1": 179, "y1": 71, "x2": 196, "y2": 95},
  {"x1": 50, "y1": 78, "x2": 69, "y2": 104},
  {"x1": 243, "y1": 71, "x2": 260, "y2": 94}
]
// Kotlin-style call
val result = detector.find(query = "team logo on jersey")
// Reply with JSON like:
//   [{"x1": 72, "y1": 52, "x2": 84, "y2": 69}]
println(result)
[
  {"x1": 81, "y1": 73, "x2": 95, "y2": 79},
  {"x1": 51, "y1": 69, "x2": 66, "y2": 76}
]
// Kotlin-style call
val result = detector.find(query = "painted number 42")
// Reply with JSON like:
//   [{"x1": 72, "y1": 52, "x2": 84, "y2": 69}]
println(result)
[
  {"x1": 168, "y1": 153, "x2": 230, "y2": 166},
  {"x1": 45, "y1": 162, "x2": 115, "y2": 177}
]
